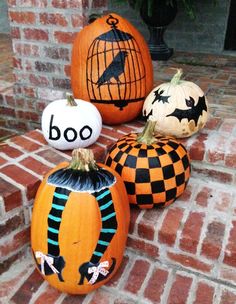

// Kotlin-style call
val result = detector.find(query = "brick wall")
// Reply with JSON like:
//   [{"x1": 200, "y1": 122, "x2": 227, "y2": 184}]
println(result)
[
  {"x1": 0, "y1": 0, "x2": 10, "y2": 34},
  {"x1": 5, "y1": 0, "x2": 108, "y2": 132},
  {"x1": 109, "y1": 0, "x2": 231, "y2": 54}
]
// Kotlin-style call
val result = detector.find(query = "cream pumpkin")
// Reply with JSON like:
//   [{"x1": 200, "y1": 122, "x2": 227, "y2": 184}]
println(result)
[{"x1": 143, "y1": 69, "x2": 209, "y2": 138}]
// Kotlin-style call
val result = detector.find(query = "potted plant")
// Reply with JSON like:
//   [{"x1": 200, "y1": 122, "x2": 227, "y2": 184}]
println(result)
[{"x1": 113, "y1": 0, "x2": 218, "y2": 60}]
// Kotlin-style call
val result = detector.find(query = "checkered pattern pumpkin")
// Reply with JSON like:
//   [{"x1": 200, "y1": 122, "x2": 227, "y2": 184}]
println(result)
[{"x1": 105, "y1": 121, "x2": 191, "y2": 209}]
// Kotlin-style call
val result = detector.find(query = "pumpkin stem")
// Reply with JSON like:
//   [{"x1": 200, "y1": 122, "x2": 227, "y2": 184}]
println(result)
[
  {"x1": 66, "y1": 93, "x2": 77, "y2": 107},
  {"x1": 170, "y1": 68, "x2": 183, "y2": 85},
  {"x1": 137, "y1": 120, "x2": 157, "y2": 145},
  {"x1": 69, "y1": 148, "x2": 98, "y2": 171}
]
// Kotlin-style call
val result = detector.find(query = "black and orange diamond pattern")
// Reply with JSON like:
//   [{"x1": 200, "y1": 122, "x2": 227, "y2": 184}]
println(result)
[{"x1": 105, "y1": 133, "x2": 191, "y2": 209}]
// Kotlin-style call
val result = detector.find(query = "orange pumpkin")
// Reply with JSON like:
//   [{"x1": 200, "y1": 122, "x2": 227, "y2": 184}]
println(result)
[
  {"x1": 71, "y1": 13, "x2": 153, "y2": 125},
  {"x1": 105, "y1": 120, "x2": 191, "y2": 209},
  {"x1": 31, "y1": 149, "x2": 130, "y2": 294}
]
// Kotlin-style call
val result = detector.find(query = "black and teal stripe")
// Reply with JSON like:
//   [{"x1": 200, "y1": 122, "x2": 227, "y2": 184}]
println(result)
[
  {"x1": 47, "y1": 187, "x2": 71, "y2": 256},
  {"x1": 90, "y1": 188, "x2": 117, "y2": 264}
]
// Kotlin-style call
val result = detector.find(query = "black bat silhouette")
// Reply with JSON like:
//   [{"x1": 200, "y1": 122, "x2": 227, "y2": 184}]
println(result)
[
  {"x1": 166, "y1": 95, "x2": 207, "y2": 126},
  {"x1": 152, "y1": 89, "x2": 170, "y2": 104},
  {"x1": 97, "y1": 51, "x2": 128, "y2": 88}
]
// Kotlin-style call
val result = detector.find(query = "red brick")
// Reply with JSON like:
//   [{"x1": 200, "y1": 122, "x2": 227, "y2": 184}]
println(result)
[
  {"x1": 34, "y1": 285, "x2": 62, "y2": 304},
  {"x1": 40, "y1": 13, "x2": 68, "y2": 26},
  {"x1": 11, "y1": 26, "x2": 21, "y2": 39},
  {"x1": 20, "y1": 156, "x2": 52, "y2": 176},
  {"x1": 51, "y1": 0, "x2": 86, "y2": 8},
  {"x1": 0, "y1": 143, "x2": 23, "y2": 158},
  {"x1": 144, "y1": 267, "x2": 169, "y2": 303},
  {"x1": 29, "y1": 74, "x2": 50, "y2": 86},
  {"x1": 106, "y1": 255, "x2": 129, "y2": 287},
  {"x1": 179, "y1": 211, "x2": 205, "y2": 254},
  {"x1": 24, "y1": 130, "x2": 46, "y2": 145},
  {"x1": 43, "y1": 46, "x2": 70, "y2": 61},
  {"x1": 201, "y1": 221, "x2": 225, "y2": 260},
  {"x1": 0, "y1": 106, "x2": 16, "y2": 117},
  {"x1": 1, "y1": 165, "x2": 40, "y2": 200},
  {"x1": 220, "y1": 289, "x2": 236, "y2": 304},
  {"x1": 17, "y1": 0, "x2": 47, "y2": 7},
  {"x1": 205, "y1": 117, "x2": 222, "y2": 130},
  {"x1": 138, "y1": 209, "x2": 162, "y2": 241},
  {"x1": 64, "y1": 64, "x2": 71, "y2": 77},
  {"x1": 189, "y1": 140, "x2": 206, "y2": 161},
  {"x1": 71, "y1": 14, "x2": 86, "y2": 27},
  {"x1": 158, "y1": 207, "x2": 184, "y2": 246},
  {"x1": 16, "y1": 109, "x2": 39, "y2": 122},
  {"x1": 0, "y1": 211, "x2": 24, "y2": 238},
  {"x1": 220, "y1": 266, "x2": 236, "y2": 284},
  {"x1": 194, "y1": 281, "x2": 215, "y2": 304},
  {"x1": 124, "y1": 259, "x2": 150, "y2": 294},
  {"x1": 0, "y1": 155, "x2": 7, "y2": 166},
  {"x1": 23, "y1": 28, "x2": 49, "y2": 41},
  {"x1": 101, "y1": 127, "x2": 124, "y2": 140},
  {"x1": 0, "y1": 177, "x2": 22, "y2": 211},
  {"x1": 9, "y1": 11, "x2": 36, "y2": 24},
  {"x1": 54, "y1": 31, "x2": 77, "y2": 44},
  {"x1": 36, "y1": 148, "x2": 68, "y2": 165},
  {"x1": 114, "y1": 125, "x2": 136, "y2": 134},
  {"x1": 11, "y1": 269, "x2": 44, "y2": 303},
  {"x1": 129, "y1": 207, "x2": 142, "y2": 234},
  {"x1": 89, "y1": 289, "x2": 113, "y2": 304},
  {"x1": 127, "y1": 236, "x2": 159, "y2": 259},
  {"x1": 207, "y1": 150, "x2": 225, "y2": 164},
  {"x1": 97, "y1": 135, "x2": 115, "y2": 147},
  {"x1": 167, "y1": 274, "x2": 192, "y2": 304},
  {"x1": 193, "y1": 166, "x2": 233, "y2": 184},
  {"x1": 225, "y1": 153, "x2": 236, "y2": 169},
  {"x1": 61, "y1": 294, "x2": 86, "y2": 304},
  {"x1": 10, "y1": 135, "x2": 42, "y2": 152},
  {"x1": 179, "y1": 183, "x2": 193, "y2": 201},
  {"x1": 223, "y1": 221, "x2": 236, "y2": 267},
  {"x1": 168, "y1": 252, "x2": 212, "y2": 273},
  {"x1": 89, "y1": 143, "x2": 106, "y2": 162},
  {"x1": 195, "y1": 186, "x2": 213, "y2": 207},
  {"x1": 0, "y1": 227, "x2": 30, "y2": 257}
]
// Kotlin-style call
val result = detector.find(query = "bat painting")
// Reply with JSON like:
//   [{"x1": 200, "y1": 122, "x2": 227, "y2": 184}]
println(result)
[
  {"x1": 152, "y1": 89, "x2": 170, "y2": 104},
  {"x1": 167, "y1": 96, "x2": 207, "y2": 126}
]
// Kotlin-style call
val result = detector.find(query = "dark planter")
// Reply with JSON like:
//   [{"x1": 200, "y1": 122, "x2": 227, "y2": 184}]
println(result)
[{"x1": 140, "y1": 0, "x2": 178, "y2": 60}]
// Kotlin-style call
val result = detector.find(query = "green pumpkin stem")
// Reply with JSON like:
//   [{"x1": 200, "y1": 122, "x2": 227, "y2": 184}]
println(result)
[
  {"x1": 137, "y1": 120, "x2": 157, "y2": 145},
  {"x1": 66, "y1": 93, "x2": 77, "y2": 107},
  {"x1": 170, "y1": 68, "x2": 183, "y2": 85},
  {"x1": 69, "y1": 148, "x2": 98, "y2": 171}
]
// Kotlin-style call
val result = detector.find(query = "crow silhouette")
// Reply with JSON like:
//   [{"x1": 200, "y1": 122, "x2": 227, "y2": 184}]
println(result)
[{"x1": 97, "y1": 51, "x2": 128, "y2": 88}]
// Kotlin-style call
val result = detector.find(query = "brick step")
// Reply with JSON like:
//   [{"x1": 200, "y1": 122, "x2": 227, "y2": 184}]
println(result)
[
  {"x1": 0, "y1": 117, "x2": 236, "y2": 273},
  {"x1": 2, "y1": 243, "x2": 236, "y2": 304}
]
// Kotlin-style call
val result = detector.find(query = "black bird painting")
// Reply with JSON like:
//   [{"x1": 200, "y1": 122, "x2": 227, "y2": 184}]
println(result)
[{"x1": 97, "y1": 51, "x2": 128, "y2": 88}]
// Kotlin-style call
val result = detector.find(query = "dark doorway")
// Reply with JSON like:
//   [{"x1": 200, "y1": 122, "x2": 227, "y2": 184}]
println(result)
[{"x1": 224, "y1": 0, "x2": 236, "y2": 50}]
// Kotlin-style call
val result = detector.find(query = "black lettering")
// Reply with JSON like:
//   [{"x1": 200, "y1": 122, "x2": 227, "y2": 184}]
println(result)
[
  {"x1": 49, "y1": 115, "x2": 61, "y2": 140},
  {"x1": 80, "y1": 125, "x2": 92, "y2": 140},
  {"x1": 64, "y1": 128, "x2": 77, "y2": 142}
]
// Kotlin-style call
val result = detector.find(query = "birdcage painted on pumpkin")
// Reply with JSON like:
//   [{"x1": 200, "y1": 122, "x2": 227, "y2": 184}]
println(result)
[
  {"x1": 71, "y1": 14, "x2": 153, "y2": 125},
  {"x1": 86, "y1": 14, "x2": 146, "y2": 111}
]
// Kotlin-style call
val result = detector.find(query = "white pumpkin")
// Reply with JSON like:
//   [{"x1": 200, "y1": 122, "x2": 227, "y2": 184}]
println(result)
[
  {"x1": 143, "y1": 69, "x2": 209, "y2": 138},
  {"x1": 42, "y1": 94, "x2": 102, "y2": 150}
]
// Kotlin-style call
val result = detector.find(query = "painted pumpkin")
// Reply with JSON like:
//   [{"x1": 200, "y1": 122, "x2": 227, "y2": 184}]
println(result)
[
  {"x1": 105, "y1": 120, "x2": 191, "y2": 209},
  {"x1": 71, "y1": 13, "x2": 153, "y2": 125},
  {"x1": 41, "y1": 94, "x2": 102, "y2": 150},
  {"x1": 143, "y1": 69, "x2": 209, "y2": 138},
  {"x1": 31, "y1": 149, "x2": 130, "y2": 294}
]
